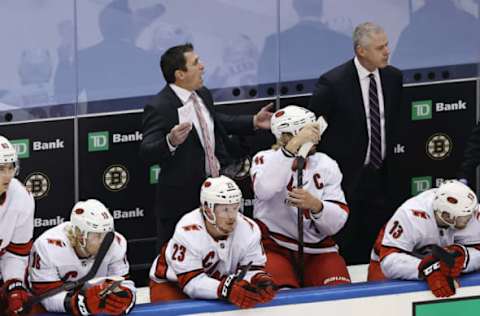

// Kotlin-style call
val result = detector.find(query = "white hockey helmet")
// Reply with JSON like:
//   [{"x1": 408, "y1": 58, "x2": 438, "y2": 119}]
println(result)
[
  {"x1": 200, "y1": 176, "x2": 242, "y2": 225},
  {"x1": 433, "y1": 180, "x2": 478, "y2": 228},
  {"x1": 0, "y1": 136, "x2": 18, "y2": 165},
  {"x1": 71, "y1": 199, "x2": 114, "y2": 236},
  {"x1": 270, "y1": 105, "x2": 316, "y2": 140}
]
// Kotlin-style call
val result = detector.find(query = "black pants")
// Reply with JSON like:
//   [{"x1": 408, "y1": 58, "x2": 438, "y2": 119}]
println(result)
[{"x1": 335, "y1": 165, "x2": 394, "y2": 265}]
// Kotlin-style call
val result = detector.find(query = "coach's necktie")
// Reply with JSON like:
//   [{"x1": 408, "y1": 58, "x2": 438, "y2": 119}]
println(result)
[
  {"x1": 191, "y1": 93, "x2": 220, "y2": 177},
  {"x1": 368, "y1": 73, "x2": 382, "y2": 169}
]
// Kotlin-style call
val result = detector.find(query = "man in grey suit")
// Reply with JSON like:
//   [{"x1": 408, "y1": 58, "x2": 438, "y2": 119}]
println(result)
[{"x1": 308, "y1": 22, "x2": 403, "y2": 264}]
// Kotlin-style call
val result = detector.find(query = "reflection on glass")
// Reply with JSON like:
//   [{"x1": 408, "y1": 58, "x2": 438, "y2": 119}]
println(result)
[
  {"x1": 62, "y1": 0, "x2": 162, "y2": 113},
  {"x1": 258, "y1": 0, "x2": 352, "y2": 84},
  {"x1": 393, "y1": 0, "x2": 480, "y2": 69}
]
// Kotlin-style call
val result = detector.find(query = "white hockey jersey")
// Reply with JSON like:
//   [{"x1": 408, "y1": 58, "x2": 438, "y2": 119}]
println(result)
[
  {"x1": 28, "y1": 222, "x2": 134, "y2": 313},
  {"x1": 250, "y1": 148, "x2": 349, "y2": 254},
  {"x1": 149, "y1": 209, "x2": 267, "y2": 299},
  {"x1": 371, "y1": 189, "x2": 480, "y2": 280},
  {"x1": 0, "y1": 178, "x2": 34, "y2": 282}
]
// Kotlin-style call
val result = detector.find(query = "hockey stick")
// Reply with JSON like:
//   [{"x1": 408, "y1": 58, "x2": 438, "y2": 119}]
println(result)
[
  {"x1": 295, "y1": 153, "x2": 306, "y2": 287},
  {"x1": 21, "y1": 231, "x2": 115, "y2": 313}
]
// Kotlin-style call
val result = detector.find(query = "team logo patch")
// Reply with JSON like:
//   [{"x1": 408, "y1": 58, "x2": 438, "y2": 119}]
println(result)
[
  {"x1": 103, "y1": 164, "x2": 129, "y2": 191},
  {"x1": 426, "y1": 133, "x2": 452, "y2": 160},
  {"x1": 25, "y1": 172, "x2": 50, "y2": 199}
]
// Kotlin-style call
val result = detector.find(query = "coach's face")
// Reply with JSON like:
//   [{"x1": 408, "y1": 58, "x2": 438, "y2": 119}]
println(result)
[
  {"x1": 178, "y1": 51, "x2": 204, "y2": 91},
  {"x1": 357, "y1": 31, "x2": 390, "y2": 71}
]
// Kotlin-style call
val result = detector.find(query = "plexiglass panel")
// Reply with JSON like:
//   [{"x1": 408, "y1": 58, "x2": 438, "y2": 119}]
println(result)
[{"x1": 0, "y1": 0, "x2": 76, "y2": 122}]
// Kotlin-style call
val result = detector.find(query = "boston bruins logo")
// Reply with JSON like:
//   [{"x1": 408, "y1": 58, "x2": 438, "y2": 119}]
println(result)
[
  {"x1": 103, "y1": 164, "x2": 129, "y2": 192},
  {"x1": 426, "y1": 133, "x2": 452, "y2": 160},
  {"x1": 25, "y1": 172, "x2": 50, "y2": 199}
]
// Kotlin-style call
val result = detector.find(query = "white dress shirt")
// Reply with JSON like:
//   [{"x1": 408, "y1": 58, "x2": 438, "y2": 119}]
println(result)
[
  {"x1": 168, "y1": 84, "x2": 216, "y2": 175},
  {"x1": 354, "y1": 57, "x2": 386, "y2": 165}
]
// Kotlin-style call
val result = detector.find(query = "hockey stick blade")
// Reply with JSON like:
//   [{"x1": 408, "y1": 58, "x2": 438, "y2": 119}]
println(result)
[{"x1": 22, "y1": 231, "x2": 115, "y2": 311}]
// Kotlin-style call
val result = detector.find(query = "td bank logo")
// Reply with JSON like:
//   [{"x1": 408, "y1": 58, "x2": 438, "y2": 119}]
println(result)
[
  {"x1": 150, "y1": 165, "x2": 161, "y2": 184},
  {"x1": 11, "y1": 139, "x2": 30, "y2": 158},
  {"x1": 411, "y1": 100, "x2": 432, "y2": 121},
  {"x1": 88, "y1": 131, "x2": 109, "y2": 152},
  {"x1": 411, "y1": 176, "x2": 432, "y2": 196}
]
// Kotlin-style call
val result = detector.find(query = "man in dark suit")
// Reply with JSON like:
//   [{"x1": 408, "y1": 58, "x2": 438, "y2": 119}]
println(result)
[
  {"x1": 308, "y1": 22, "x2": 403, "y2": 264},
  {"x1": 141, "y1": 43, "x2": 272, "y2": 249}
]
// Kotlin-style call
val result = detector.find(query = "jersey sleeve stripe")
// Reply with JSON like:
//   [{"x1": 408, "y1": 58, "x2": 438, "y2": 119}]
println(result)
[
  {"x1": 154, "y1": 245, "x2": 169, "y2": 279},
  {"x1": 177, "y1": 269, "x2": 204, "y2": 289},
  {"x1": 31, "y1": 280, "x2": 64, "y2": 295},
  {"x1": 379, "y1": 245, "x2": 409, "y2": 262},
  {"x1": 6, "y1": 239, "x2": 33, "y2": 256}
]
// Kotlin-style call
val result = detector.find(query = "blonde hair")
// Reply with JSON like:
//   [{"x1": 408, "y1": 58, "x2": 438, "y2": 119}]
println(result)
[
  {"x1": 65, "y1": 223, "x2": 82, "y2": 249},
  {"x1": 272, "y1": 133, "x2": 292, "y2": 150}
]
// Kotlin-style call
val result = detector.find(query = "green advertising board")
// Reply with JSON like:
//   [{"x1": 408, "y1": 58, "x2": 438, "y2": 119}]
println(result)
[{"x1": 414, "y1": 296, "x2": 480, "y2": 316}]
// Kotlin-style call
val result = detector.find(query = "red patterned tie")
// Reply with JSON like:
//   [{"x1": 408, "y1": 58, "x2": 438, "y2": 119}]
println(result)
[{"x1": 191, "y1": 93, "x2": 220, "y2": 177}]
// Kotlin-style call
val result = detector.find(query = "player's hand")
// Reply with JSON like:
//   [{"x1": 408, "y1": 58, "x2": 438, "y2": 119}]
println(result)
[
  {"x1": 253, "y1": 103, "x2": 274, "y2": 130},
  {"x1": 440, "y1": 244, "x2": 468, "y2": 277},
  {"x1": 102, "y1": 284, "x2": 135, "y2": 315},
  {"x1": 68, "y1": 279, "x2": 136, "y2": 316},
  {"x1": 287, "y1": 188, "x2": 323, "y2": 212},
  {"x1": 3, "y1": 279, "x2": 31, "y2": 316},
  {"x1": 418, "y1": 255, "x2": 456, "y2": 298},
  {"x1": 285, "y1": 123, "x2": 320, "y2": 154},
  {"x1": 251, "y1": 273, "x2": 276, "y2": 303},
  {"x1": 218, "y1": 274, "x2": 263, "y2": 309},
  {"x1": 168, "y1": 122, "x2": 192, "y2": 147}
]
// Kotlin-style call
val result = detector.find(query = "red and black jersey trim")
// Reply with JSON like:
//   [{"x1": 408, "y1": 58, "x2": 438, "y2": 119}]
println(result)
[
  {"x1": 379, "y1": 245, "x2": 410, "y2": 262},
  {"x1": 31, "y1": 280, "x2": 64, "y2": 295},
  {"x1": 177, "y1": 269, "x2": 204, "y2": 289},
  {"x1": 6, "y1": 239, "x2": 33, "y2": 256},
  {"x1": 154, "y1": 244, "x2": 169, "y2": 280},
  {"x1": 269, "y1": 229, "x2": 336, "y2": 248}
]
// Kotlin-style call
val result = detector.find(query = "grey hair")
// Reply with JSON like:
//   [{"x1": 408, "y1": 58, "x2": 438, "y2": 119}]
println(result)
[{"x1": 352, "y1": 22, "x2": 385, "y2": 52}]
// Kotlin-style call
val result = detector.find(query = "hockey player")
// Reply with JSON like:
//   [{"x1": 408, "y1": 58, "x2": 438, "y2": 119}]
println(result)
[
  {"x1": 250, "y1": 105, "x2": 351, "y2": 288},
  {"x1": 28, "y1": 199, "x2": 136, "y2": 315},
  {"x1": 368, "y1": 180, "x2": 480, "y2": 298},
  {"x1": 149, "y1": 175, "x2": 276, "y2": 309},
  {"x1": 0, "y1": 136, "x2": 35, "y2": 316}
]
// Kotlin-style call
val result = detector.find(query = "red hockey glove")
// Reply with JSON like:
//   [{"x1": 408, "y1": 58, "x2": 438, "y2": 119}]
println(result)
[
  {"x1": 218, "y1": 274, "x2": 263, "y2": 309},
  {"x1": 440, "y1": 244, "x2": 468, "y2": 277},
  {"x1": 102, "y1": 285, "x2": 135, "y2": 315},
  {"x1": 3, "y1": 279, "x2": 31, "y2": 316},
  {"x1": 251, "y1": 273, "x2": 276, "y2": 303},
  {"x1": 418, "y1": 255, "x2": 455, "y2": 298}
]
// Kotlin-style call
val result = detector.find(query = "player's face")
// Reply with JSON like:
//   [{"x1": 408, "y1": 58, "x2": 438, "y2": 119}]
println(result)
[
  {"x1": 214, "y1": 203, "x2": 240, "y2": 235},
  {"x1": 0, "y1": 163, "x2": 16, "y2": 194},
  {"x1": 85, "y1": 232, "x2": 107, "y2": 256},
  {"x1": 177, "y1": 51, "x2": 204, "y2": 91},
  {"x1": 357, "y1": 31, "x2": 390, "y2": 71},
  {"x1": 440, "y1": 211, "x2": 472, "y2": 230},
  {"x1": 454, "y1": 214, "x2": 472, "y2": 230}
]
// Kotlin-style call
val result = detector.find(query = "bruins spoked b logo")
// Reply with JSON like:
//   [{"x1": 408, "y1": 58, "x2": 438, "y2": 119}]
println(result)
[
  {"x1": 103, "y1": 164, "x2": 129, "y2": 191},
  {"x1": 25, "y1": 172, "x2": 50, "y2": 199},
  {"x1": 426, "y1": 133, "x2": 452, "y2": 160}
]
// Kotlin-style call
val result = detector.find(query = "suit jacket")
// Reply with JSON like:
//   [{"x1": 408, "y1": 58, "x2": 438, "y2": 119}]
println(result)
[
  {"x1": 308, "y1": 59, "x2": 403, "y2": 199},
  {"x1": 140, "y1": 85, "x2": 254, "y2": 220}
]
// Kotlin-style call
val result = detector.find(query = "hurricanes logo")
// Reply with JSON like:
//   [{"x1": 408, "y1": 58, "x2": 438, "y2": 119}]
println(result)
[
  {"x1": 103, "y1": 164, "x2": 129, "y2": 191},
  {"x1": 25, "y1": 172, "x2": 50, "y2": 199},
  {"x1": 426, "y1": 133, "x2": 452, "y2": 160}
]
